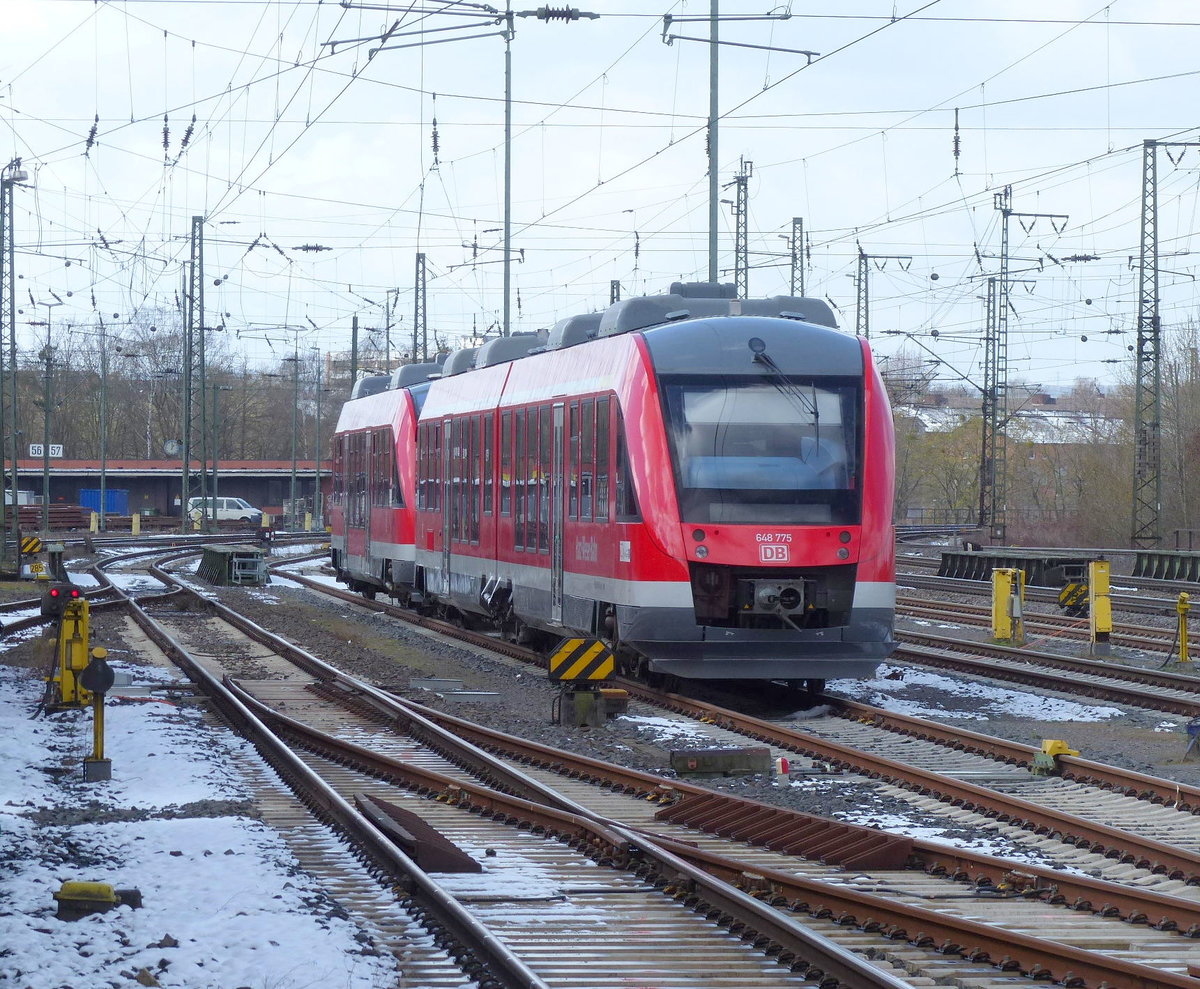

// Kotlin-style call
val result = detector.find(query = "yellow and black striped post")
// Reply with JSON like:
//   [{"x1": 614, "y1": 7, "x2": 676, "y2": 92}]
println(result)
[{"x1": 548, "y1": 637, "x2": 615, "y2": 683}]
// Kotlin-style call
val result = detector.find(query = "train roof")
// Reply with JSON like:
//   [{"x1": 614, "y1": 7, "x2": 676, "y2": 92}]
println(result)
[
  {"x1": 599, "y1": 291, "x2": 837, "y2": 338},
  {"x1": 642, "y1": 313, "x2": 863, "y2": 376},
  {"x1": 341, "y1": 283, "x2": 853, "y2": 417}
]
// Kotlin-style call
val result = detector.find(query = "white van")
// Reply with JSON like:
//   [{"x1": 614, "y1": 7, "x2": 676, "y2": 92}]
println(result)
[{"x1": 187, "y1": 496, "x2": 263, "y2": 525}]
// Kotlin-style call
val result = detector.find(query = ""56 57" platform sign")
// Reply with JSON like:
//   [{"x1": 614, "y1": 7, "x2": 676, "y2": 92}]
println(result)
[{"x1": 29, "y1": 444, "x2": 63, "y2": 458}]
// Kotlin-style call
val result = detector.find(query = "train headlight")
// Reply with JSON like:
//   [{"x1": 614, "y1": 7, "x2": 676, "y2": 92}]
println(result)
[
  {"x1": 695, "y1": 545, "x2": 709, "y2": 558},
  {"x1": 837, "y1": 547, "x2": 850, "y2": 560}
]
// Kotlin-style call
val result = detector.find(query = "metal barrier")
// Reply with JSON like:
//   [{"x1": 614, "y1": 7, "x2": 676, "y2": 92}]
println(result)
[
  {"x1": 937, "y1": 551, "x2": 1092, "y2": 587},
  {"x1": 1133, "y1": 550, "x2": 1200, "y2": 582},
  {"x1": 196, "y1": 544, "x2": 268, "y2": 586}
]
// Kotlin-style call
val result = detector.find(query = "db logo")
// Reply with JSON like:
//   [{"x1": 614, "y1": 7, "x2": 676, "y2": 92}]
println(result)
[{"x1": 760, "y1": 544, "x2": 789, "y2": 562}]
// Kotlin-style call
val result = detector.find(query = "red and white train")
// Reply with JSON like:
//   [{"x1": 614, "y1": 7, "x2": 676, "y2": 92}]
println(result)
[{"x1": 330, "y1": 282, "x2": 895, "y2": 689}]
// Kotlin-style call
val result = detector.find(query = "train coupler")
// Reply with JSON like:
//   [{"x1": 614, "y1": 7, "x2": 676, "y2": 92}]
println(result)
[{"x1": 1030, "y1": 738, "x2": 1079, "y2": 776}]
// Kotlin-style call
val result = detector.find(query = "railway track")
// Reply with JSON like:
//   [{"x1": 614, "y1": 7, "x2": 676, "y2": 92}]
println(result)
[
  {"x1": 99, "y1": 552, "x2": 913, "y2": 988},
  {"x1": 169, "y1": 552, "x2": 1200, "y2": 984},
  {"x1": 28, "y1": 543, "x2": 1200, "y2": 985}
]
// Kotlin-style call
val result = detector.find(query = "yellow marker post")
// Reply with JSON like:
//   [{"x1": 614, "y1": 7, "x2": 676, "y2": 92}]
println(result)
[
  {"x1": 131, "y1": 512, "x2": 140, "y2": 536},
  {"x1": 1178, "y1": 593, "x2": 1191, "y2": 665},
  {"x1": 1088, "y1": 559, "x2": 1112, "y2": 656},
  {"x1": 80, "y1": 647, "x2": 114, "y2": 782},
  {"x1": 991, "y1": 568, "x2": 1025, "y2": 645}
]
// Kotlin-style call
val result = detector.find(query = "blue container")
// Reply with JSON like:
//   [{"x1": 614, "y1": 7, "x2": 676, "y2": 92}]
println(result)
[{"x1": 79, "y1": 489, "x2": 130, "y2": 515}]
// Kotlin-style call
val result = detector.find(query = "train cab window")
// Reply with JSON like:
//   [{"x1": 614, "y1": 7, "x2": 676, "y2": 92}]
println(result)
[
  {"x1": 595, "y1": 397, "x2": 610, "y2": 522},
  {"x1": 501, "y1": 411, "x2": 512, "y2": 516},
  {"x1": 615, "y1": 413, "x2": 642, "y2": 522},
  {"x1": 661, "y1": 376, "x2": 861, "y2": 525}
]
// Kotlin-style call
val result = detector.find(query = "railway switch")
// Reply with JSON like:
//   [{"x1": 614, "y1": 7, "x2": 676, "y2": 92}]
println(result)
[
  {"x1": 991, "y1": 568, "x2": 1025, "y2": 645},
  {"x1": 1031, "y1": 738, "x2": 1079, "y2": 776}
]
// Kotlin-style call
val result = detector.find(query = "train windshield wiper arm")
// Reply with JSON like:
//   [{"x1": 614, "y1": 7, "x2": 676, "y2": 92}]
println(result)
[{"x1": 748, "y1": 337, "x2": 819, "y2": 435}]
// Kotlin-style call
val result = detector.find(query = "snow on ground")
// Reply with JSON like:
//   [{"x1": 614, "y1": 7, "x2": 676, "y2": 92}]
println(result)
[
  {"x1": 0, "y1": 656, "x2": 400, "y2": 989},
  {"x1": 829, "y1": 663, "x2": 1125, "y2": 722}
]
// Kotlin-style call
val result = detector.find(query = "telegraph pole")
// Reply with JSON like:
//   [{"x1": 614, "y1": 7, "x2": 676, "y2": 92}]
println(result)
[
  {"x1": 707, "y1": 0, "x2": 719, "y2": 283},
  {"x1": 413, "y1": 253, "x2": 427, "y2": 363},
  {"x1": 731, "y1": 158, "x2": 752, "y2": 297},
  {"x1": 1, "y1": 160, "x2": 27, "y2": 561},
  {"x1": 986, "y1": 187, "x2": 1068, "y2": 543},
  {"x1": 1130, "y1": 140, "x2": 1200, "y2": 548},
  {"x1": 855, "y1": 244, "x2": 912, "y2": 339},
  {"x1": 1133, "y1": 140, "x2": 1162, "y2": 549},
  {"x1": 183, "y1": 215, "x2": 206, "y2": 530},
  {"x1": 789, "y1": 217, "x2": 804, "y2": 296}
]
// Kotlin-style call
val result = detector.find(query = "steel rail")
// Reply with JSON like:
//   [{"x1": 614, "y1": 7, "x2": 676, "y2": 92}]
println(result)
[
  {"x1": 829, "y1": 696, "x2": 1200, "y2": 812},
  {"x1": 235, "y1": 677, "x2": 1200, "y2": 988},
  {"x1": 619, "y1": 681, "x2": 1200, "y2": 882},
  {"x1": 118, "y1": 591, "x2": 552, "y2": 989}
]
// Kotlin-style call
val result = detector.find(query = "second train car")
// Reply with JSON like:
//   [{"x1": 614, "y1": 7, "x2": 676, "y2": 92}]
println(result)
[{"x1": 330, "y1": 282, "x2": 895, "y2": 688}]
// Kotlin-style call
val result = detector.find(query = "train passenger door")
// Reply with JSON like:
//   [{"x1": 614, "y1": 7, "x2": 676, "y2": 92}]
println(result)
[
  {"x1": 551, "y1": 403, "x2": 565, "y2": 624},
  {"x1": 440, "y1": 417, "x2": 452, "y2": 595}
]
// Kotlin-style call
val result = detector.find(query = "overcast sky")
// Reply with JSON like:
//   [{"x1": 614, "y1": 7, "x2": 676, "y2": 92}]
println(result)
[{"x1": 3, "y1": 0, "x2": 1200, "y2": 389}]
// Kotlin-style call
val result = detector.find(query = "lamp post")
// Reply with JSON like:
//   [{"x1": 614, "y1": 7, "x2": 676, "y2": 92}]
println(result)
[{"x1": 209, "y1": 383, "x2": 232, "y2": 514}]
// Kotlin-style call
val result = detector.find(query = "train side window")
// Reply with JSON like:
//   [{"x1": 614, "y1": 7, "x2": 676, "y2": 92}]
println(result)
[
  {"x1": 428, "y1": 422, "x2": 442, "y2": 512},
  {"x1": 470, "y1": 414, "x2": 480, "y2": 542},
  {"x1": 514, "y1": 408, "x2": 526, "y2": 551},
  {"x1": 483, "y1": 413, "x2": 494, "y2": 516},
  {"x1": 332, "y1": 435, "x2": 345, "y2": 505},
  {"x1": 500, "y1": 411, "x2": 512, "y2": 516},
  {"x1": 538, "y1": 404, "x2": 551, "y2": 553},
  {"x1": 616, "y1": 410, "x2": 642, "y2": 521},
  {"x1": 568, "y1": 402, "x2": 579, "y2": 520},
  {"x1": 581, "y1": 398, "x2": 594, "y2": 521},
  {"x1": 595, "y1": 397, "x2": 610, "y2": 521},
  {"x1": 354, "y1": 431, "x2": 368, "y2": 526}
]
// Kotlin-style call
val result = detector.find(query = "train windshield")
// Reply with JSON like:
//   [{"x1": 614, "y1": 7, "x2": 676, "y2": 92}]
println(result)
[{"x1": 661, "y1": 375, "x2": 861, "y2": 525}]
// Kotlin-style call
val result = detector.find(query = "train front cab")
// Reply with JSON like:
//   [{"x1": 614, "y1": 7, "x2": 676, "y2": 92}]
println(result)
[
  {"x1": 607, "y1": 312, "x2": 896, "y2": 682},
  {"x1": 329, "y1": 381, "x2": 426, "y2": 600}
]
